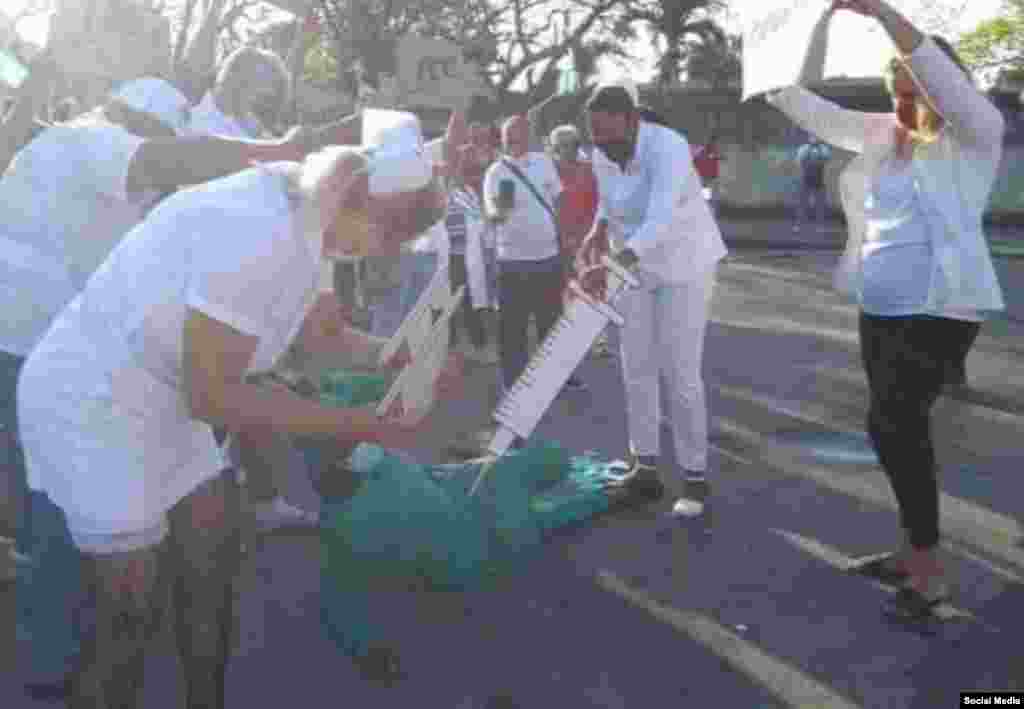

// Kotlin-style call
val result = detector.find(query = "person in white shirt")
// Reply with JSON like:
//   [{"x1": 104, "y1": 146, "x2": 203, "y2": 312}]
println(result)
[
  {"x1": 1, "y1": 77, "x2": 342, "y2": 590},
  {"x1": 767, "y1": 0, "x2": 1005, "y2": 618},
  {"x1": 186, "y1": 47, "x2": 321, "y2": 530},
  {"x1": 577, "y1": 80, "x2": 728, "y2": 511},
  {"x1": 447, "y1": 145, "x2": 492, "y2": 358},
  {"x1": 16, "y1": 111, "x2": 460, "y2": 706},
  {"x1": 483, "y1": 114, "x2": 566, "y2": 399},
  {"x1": 188, "y1": 47, "x2": 290, "y2": 139}
]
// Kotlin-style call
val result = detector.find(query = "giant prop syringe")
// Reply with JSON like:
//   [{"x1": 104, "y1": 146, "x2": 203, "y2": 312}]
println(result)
[{"x1": 467, "y1": 254, "x2": 640, "y2": 496}]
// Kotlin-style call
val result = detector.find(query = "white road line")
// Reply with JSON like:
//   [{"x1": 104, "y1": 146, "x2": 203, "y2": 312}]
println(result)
[
  {"x1": 716, "y1": 417, "x2": 1024, "y2": 573},
  {"x1": 595, "y1": 569, "x2": 864, "y2": 709}
]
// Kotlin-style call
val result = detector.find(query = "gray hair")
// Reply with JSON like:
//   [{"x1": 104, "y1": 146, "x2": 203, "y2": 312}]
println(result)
[
  {"x1": 215, "y1": 47, "x2": 291, "y2": 117},
  {"x1": 299, "y1": 145, "x2": 369, "y2": 204}
]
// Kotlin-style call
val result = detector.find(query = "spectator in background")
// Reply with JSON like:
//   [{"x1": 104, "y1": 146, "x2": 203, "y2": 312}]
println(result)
[
  {"x1": 447, "y1": 145, "x2": 495, "y2": 363},
  {"x1": 550, "y1": 123, "x2": 610, "y2": 362},
  {"x1": 794, "y1": 136, "x2": 832, "y2": 232},
  {"x1": 550, "y1": 124, "x2": 598, "y2": 276},
  {"x1": 484, "y1": 114, "x2": 566, "y2": 402},
  {"x1": 463, "y1": 120, "x2": 497, "y2": 194},
  {"x1": 188, "y1": 47, "x2": 291, "y2": 139},
  {"x1": 692, "y1": 133, "x2": 723, "y2": 214}
]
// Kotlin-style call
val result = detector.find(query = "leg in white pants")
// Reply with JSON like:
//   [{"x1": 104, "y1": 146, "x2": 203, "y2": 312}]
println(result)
[{"x1": 618, "y1": 269, "x2": 714, "y2": 473}]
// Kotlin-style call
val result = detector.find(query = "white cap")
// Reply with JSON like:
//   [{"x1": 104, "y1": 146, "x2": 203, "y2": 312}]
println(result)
[
  {"x1": 361, "y1": 108, "x2": 433, "y2": 195},
  {"x1": 111, "y1": 78, "x2": 191, "y2": 136},
  {"x1": 590, "y1": 76, "x2": 639, "y2": 107}
]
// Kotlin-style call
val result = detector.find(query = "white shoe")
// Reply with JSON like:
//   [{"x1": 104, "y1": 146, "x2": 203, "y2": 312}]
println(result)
[{"x1": 253, "y1": 497, "x2": 318, "y2": 532}]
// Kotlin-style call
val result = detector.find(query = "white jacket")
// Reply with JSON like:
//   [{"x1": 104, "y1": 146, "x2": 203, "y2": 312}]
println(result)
[
  {"x1": 591, "y1": 121, "x2": 727, "y2": 286},
  {"x1": 769, "y1": 37, "x2": 1005, "y2": 314}
]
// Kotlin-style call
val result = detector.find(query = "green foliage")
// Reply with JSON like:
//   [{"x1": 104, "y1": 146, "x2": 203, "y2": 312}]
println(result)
[
  {"x1": 616, "y1": 0, "x2": 725, "y2": 86},
  {"x1": 957, "y1": 0, "x2": 1024, "y2": 76},
  {"x1": 303, "y1": 37, "x2": 340, "y2": 84}
]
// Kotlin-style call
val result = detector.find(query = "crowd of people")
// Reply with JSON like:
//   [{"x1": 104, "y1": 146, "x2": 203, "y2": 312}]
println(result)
[{"x1": 1, "y1": 0, "x2": 1011, "y2": 704}]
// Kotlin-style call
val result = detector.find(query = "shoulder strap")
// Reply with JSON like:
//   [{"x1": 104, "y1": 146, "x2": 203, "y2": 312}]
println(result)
[{"x1": 500, "y1": 157, "x2": 557, "y2": 224}]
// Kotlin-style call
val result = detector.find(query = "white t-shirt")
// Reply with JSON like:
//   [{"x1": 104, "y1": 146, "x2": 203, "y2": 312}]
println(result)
[
  {"x1": 187, "y1": 91, "x2": 255, "y2": 139},
  {"x1": 0, "y1": 119, "x2": 156, "y2": 357},
  {"x1": 17, "y1": 165, "x2": 324, "y2": 543},
  {"x1": 483, "y1": 152, "x2": 562, "y2": 261}
]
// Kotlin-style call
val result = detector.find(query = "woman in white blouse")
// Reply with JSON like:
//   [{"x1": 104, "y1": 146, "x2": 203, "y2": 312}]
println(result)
[{"x1": 768, "y1": 0, "x2": 1005, "y2": 620}]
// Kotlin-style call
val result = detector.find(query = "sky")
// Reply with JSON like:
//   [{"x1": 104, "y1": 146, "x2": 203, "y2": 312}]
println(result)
[{"x1": 3, "y1": 0, "x2": 1007, "y2": 81}]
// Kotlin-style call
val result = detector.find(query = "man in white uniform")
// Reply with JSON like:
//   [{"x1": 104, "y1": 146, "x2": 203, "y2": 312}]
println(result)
[
  {"x1": 578, "y1": 82, "x2": 728, "y2": 510},
  {"x1": 1, "y1": 78, "x2": 341, "y2": 590},
  {"x1": 188, "y1": 47, "x2": 290, "y2": 139},
  {"x1": 186, "y1": 47, "x2": 321, "y2": 530},
  {"x1": 17, "y1": 111, "x2": 457, "y2": 706}
]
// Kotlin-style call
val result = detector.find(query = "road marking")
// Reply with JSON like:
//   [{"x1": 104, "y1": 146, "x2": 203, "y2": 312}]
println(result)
[
  {"x1": 595, "y1": 569, "x2": 864, "y2": 709},
  {"x1": 715, "y1": 416, "x2": 1024, "y2": 573}
]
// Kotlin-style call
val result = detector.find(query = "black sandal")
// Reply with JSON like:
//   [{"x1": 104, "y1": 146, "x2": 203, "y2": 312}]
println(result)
[
  {"x1": 847, "y1": 552, "x2": 910, "y2": 586},
  {"x1": 603, "y1": 462, "x2": 665, "y2": 507},
  {"x1": 883, "y1": 586, "x2": 949, "y2": 623}
]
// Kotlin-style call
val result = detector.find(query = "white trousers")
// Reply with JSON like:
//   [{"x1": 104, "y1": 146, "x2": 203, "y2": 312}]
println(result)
[{"x1": 617, "y1": 268, "x2": 715, "y2": 473}]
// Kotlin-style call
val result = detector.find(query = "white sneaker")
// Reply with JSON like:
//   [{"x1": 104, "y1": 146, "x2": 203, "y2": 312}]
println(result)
[{"x1": 253, "y1": 497, "x2": 318, "y2": 532}]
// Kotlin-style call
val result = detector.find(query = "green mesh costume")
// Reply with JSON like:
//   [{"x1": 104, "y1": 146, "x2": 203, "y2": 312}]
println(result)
[{"x1": 303, "y1": 370, "x2": 620, "y2": 660}]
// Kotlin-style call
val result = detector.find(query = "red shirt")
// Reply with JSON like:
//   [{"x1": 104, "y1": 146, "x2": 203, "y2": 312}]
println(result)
[
  {"x1": 555, "y1": 160, "x2": 599, "y2": 258},
  {"x1": 693, "y1": 144, "x2": 721, "y2": 181}
]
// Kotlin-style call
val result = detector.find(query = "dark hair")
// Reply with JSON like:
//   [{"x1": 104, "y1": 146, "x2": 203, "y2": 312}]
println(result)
[{"x1": 586, "y1": 86, "x2": 636, "y2": 115}]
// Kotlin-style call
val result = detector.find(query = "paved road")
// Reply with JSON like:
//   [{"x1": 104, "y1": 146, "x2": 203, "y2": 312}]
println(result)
[{"x1": 5, "y1": 223, "x2": 1024, "y2": 708}]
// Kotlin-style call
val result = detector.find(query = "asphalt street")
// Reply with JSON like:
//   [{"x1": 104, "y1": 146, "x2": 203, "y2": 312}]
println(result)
[{"x1": 4, "y1": 218, "x2": 1023, "y2": 708}]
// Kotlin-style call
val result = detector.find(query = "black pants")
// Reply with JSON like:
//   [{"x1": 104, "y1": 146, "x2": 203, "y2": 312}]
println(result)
[
  {"x1": 449, "y1": 254, "x2": 487, "y2": 350},
  {"x1": 859, "y1": 313, "x2": 981, "y2": 550},
  {"x1": 497, "y1": 256, "x2": 565, "y2": 391}
]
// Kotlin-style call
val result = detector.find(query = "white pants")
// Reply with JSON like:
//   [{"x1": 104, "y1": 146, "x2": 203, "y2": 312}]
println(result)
[{"x1": 617, "y1": 268, "x2": 715, "y2": 473}]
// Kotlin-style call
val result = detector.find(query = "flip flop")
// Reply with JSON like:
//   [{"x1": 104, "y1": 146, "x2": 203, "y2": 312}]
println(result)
[
  {"x1": 883, "y1": 586, "x2": 950, "y2": 623},
  {"x1": 847, "y1": 552, "x2": 910, "y2": 586}
]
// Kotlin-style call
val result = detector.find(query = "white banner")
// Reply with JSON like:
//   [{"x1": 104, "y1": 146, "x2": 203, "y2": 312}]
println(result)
[{"x1": 740, "y1": 0, "x2": 829, "y2": 101}]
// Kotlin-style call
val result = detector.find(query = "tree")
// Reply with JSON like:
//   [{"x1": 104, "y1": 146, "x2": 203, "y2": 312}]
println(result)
[
  {"x1": 311, "y1": 0, "x2": 630, "y2": 102},
  {"x1": 682, "y1": 30, "x2": 739, "y2": 88},
  {"x1": 957, "y1": 0, "x2": 1024, "y2": 82},
  {"x1": 615, "y1": 0, "x2": 724, "y2": 87}
]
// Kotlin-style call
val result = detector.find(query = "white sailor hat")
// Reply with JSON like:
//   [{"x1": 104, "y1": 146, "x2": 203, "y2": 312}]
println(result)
[
  {"x1": 111, "y1": 78, "x2": 191, "y2": 136},
  {"x1": 360, "y1": 108, "x2": 434, "y2": 196}
]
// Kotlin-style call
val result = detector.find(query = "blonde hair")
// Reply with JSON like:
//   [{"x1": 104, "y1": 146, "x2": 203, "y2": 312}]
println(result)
[{"x1": 883, "y1": 35, "x2": 974, "y2": 145}]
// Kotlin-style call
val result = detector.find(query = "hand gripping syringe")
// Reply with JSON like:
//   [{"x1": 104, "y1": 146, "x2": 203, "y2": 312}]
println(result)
[{"x1": 469, "y1": 254, "x2": 640, "y2": 496}]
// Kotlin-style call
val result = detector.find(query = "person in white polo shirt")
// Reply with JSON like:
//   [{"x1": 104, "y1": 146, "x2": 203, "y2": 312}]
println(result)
[
  {"x1": 577, "y1": 80, "x2": 728, "y2": 512},
  {"x1": 484, "y1": 114, "x2": 574, "y2": 403},
  {"x1": 16, "y1": 110, "x2": 458, "y2": 707}
]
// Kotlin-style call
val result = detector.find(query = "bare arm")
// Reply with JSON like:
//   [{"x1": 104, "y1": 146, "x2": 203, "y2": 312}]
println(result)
[
  {"x1": 840, "y1": 0, "x2": 1003, "y2": 148},
  {"x1": 126, "y1": 135, "x2": 304, "y2": 194},
  {"x1": 798, "y1": 6, "x2": 836, "y2": 85},
  {"x1": 183, "y1": 308, "x2": 385, "y2": 443}
]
